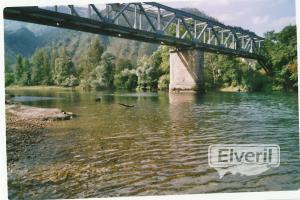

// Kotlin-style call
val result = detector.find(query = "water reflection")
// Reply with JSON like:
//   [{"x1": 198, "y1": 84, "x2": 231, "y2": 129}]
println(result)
[
  {"x1": 13, "y1": 96, "x2": 64, "y2": 102},
  {"x1": 6, "y1": 88, "x2": 300, "y2": 199}
]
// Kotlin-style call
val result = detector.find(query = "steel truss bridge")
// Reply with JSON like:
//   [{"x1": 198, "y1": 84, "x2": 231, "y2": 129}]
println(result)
[{"x1": 4, "y1": 2, "x2": 270, "y2": 73}]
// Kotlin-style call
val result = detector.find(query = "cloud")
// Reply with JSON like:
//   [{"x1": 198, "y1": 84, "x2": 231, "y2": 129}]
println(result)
[
  {"x1": 251, "y1": 16, "x2": 270, "y2": 25},
  {"x1": 217, "y1": 14, "x2": 235, "y2": 22},
  {"x1": 272, "y1": 16, "x2": 296, "y2": 27},
  {"x1": 184, "y1": 0, "x2": 261, "y2": 5},
  {"x1": 165, "y1": 0, "x2": 296, "y2": 35},
  {"x1": 271, "y1": 16, "x2": 296, "y2": 31},
  {"x1": 165, "y1": 0, "x2": 262, "y2": 7},
  {"x1": 216, "y1": 11, "x2": 245, "y2": 24}
]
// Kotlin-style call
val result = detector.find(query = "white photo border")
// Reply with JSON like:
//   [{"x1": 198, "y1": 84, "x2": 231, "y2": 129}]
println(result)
[{"x1": 0, "y1": 0, "x2": 299, "y2": 199}]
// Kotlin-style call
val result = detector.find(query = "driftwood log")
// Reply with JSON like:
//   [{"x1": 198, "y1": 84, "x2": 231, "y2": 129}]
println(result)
[{"x1": 118, "y1": 103, "x2": 134, "y2": 108}]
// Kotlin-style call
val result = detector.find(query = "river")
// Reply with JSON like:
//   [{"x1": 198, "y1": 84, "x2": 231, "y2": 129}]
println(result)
[{"x1": 6, "y1": 88, "x2": 300, "y2": 198}]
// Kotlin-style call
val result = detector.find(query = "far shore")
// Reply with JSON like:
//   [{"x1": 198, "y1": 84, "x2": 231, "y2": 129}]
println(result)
[
  {"x1": 6, "y1": 85, "x2": 245, "y2": 93},
  {"x1": 219, "y1": 86, "x2": 245, "y2": 92},
  {"x1": 5, "y1": 85, "x2": 79, "y2": 91}
]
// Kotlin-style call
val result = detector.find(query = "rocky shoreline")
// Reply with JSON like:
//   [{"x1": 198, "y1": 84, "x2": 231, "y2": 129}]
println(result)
[
  {"x1": 6, "y1": 113, "x2": 49, "y2": 163},
  {"x1": 6, "y1": 102, "x2": 76, "y2": 163}
]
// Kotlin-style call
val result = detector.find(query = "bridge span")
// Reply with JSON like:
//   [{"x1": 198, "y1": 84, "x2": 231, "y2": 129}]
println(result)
[{"x1": 4, "y1": 2, "x2": 269, "y2": 92}]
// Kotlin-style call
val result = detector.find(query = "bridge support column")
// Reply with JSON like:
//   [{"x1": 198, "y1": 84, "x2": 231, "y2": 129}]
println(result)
[{"x1": 169, "y1": 49, "x2": 204, "y2": 92}]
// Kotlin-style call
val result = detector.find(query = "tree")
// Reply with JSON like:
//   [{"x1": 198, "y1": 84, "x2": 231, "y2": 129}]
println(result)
[
  {"x1": 158, "y1": 46, "x2": 170, "y2": 74},
  {"x1": 61, "y1": 75, "x2": 80, "y2": 87},
  {"x1": 113, "y1": 59, "x2": 137, "y2": 90},
  {"x1": 31, "y1": 48, "x2": 50, "y2": 85},
  {"x1": 87, "y1": 37, "x2": 104, "y2": 67},
  {"x1": 53, "y1": 47, "x2": 78, "y2": 87},
  {"x1": 14, "y1": 55, "x2": 31, "y2": 85},
  {"x1": 221, "y1": 56, "x2": 243, "y2": 87},
  {"x1": 79, "y1": 37, "x2": 105, "y2": 89},
  {"x1": 14, "y1": 55, "x2": 24, "y2": 84},
  {"x1": 115, "y1": 59, "x2": 133, "y2": 73},
  {"x1": 90, "y1": 52, "x2": 115, "y2": 89},
  {"x1": 158, "y1": 74, "x2": 169, "y2": 90},
  {"x1": 242, "y1": 67, "x2": 271, "y2": 92},
  {"x1": 5, "y1": 73, "x2": 14, "y2": 86},
  {"x1": 114, "y1": 69, "x2": 137, "y2": 90},
  {"x1": 49, "y1": 48, "x2": 59, "y2": 84},
  {"x1": 204, "y1": 53, "x2": 222, "y2": 89},
  {"x1": 262, "y1": 25, "x2": 297, "y2": 91},
  {"x1": 21, "y1": 58, "x2": 31, "y2": 85},
  {"x1": 136, "y1": 56, "x2": 160, "y2": 90},
  {"x1": 41, "y1": 53, "x2": 52, "y2": 85},
  {"x1": 146, "y1": 46, "x2": 170, "y2": 90}
]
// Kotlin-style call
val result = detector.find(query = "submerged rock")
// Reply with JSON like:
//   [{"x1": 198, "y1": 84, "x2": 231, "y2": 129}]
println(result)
[{"x1": 62, "y1": 111, "x2": 78, "y2": 119}]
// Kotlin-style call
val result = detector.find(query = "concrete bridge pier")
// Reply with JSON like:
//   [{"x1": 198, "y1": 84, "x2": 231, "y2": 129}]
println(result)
[{"x1": 169, "y1": 49, "x2": 204, "y2": 93}]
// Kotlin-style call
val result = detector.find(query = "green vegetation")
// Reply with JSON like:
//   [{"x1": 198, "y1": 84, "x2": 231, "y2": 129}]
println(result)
[
  {"x1": 262, "y1": 25, "x2": 297, "y2": 91},
  {"x1": 5, "y1": 25, "x2": 297, "y2": 92},
  {"x1": 114, "y1": 59, "x2": 137, "y2": 90},
  {"x1": 203, "y1": 25, "x2": 297, "y2": 92},
  {"x1": 90, "y1": 52, "x2": 116, "y2": 90},
  {"x1": 53, "y1": 47, "x2": 78, "y2": 87},
  {"x1": 203, "y1": 53, "x2": 272, "y2": 92},
  {"x1": 31, "y1": 48, "x2": 52, "y2": 85}
]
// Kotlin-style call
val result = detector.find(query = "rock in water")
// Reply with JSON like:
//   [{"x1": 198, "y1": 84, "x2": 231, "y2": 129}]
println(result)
[{"x1": 95, "y1": 97, "x2": 101, "y2": 102}]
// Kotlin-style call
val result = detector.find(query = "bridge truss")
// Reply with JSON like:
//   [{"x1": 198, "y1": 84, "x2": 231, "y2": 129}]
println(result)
[{"x1": 4, "y1": 2, "x2": 269, "y2": 72}]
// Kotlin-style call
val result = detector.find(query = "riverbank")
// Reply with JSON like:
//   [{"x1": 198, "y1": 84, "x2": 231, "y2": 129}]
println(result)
[
  {"x1": 6, "y1": 102, "x2": 76, "y2": 163},
  {"x1": 7, "y1": 85, "x2": 246, "y2": 93},
  {"x1": 6, "y1": 112, "x2": 49, "y2": 163},
  {"x1": 6, "y1": 104, "x2": 76, "y2": 120},
  {"x1": 219, "y1": 86, "x2": 246, "y2": 92},
  {"x1": 6, "y1": 85, "x2": 79, "y2": 91}
]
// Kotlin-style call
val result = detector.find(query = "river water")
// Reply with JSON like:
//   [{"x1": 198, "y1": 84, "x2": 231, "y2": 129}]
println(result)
[{"x1": 6, "y1": 88, "x2": 300, "y2": 198}]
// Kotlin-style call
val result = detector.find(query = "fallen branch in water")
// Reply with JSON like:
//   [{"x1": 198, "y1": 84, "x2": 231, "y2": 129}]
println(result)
[{"x1": 117, "y1": 103, "x2": 135, "y2": 108}]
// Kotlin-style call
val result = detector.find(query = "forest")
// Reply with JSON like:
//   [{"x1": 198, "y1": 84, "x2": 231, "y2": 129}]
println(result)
[{"x1": 5, "y1": 25, "x2": 297, "y2": 92}]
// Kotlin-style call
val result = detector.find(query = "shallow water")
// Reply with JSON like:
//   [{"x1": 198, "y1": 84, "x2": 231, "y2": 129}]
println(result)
[{"x1": 6, "y1": 88, "x2": 300, "y2": 199}]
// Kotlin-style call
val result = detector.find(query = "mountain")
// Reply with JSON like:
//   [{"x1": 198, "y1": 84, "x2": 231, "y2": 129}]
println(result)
[
  {"x1": 5, "y1": 27, "x2": 40, "y2": 57},
  {"x1": 4, "y1": 27, "x2": 41, "y2": 70},
  {"x1": 4, "y1": 23, "x2": 158, "y2": 71}
]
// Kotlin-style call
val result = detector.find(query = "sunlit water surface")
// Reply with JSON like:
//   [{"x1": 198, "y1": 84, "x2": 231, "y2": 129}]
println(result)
[{"x1": 6, "y1": 88, "x2": 300, "y2": 199}]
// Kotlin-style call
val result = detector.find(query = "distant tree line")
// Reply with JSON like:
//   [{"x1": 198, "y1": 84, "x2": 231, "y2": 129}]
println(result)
[
  {"x1": 5, "y1": 36, "x2": 170, "y2": 91},
  {"x1": 5, "y1": 25, "x2": 297, "y2": 92},
  {"x1": 5, "y1": 46, "x2": 79, "y2": 88}
]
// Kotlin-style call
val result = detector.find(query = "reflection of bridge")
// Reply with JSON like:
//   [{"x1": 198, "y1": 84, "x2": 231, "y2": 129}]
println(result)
[{"x1": 4, "y1": 2, "x2": 269, "y2": 92}]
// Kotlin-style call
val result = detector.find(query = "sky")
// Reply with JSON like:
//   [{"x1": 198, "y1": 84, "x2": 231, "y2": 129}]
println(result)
[{"x1": 164, "y1": 0, "x2": 296, "y2": 36}]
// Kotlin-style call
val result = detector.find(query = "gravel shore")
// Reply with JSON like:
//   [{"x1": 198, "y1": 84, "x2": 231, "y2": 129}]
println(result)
[
  {"x1": 6, "y1": 104, "x2": 76, "y2": 163},
  {"x1": 6, "y1": 112, "x2": 50, "y2": 163}
]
